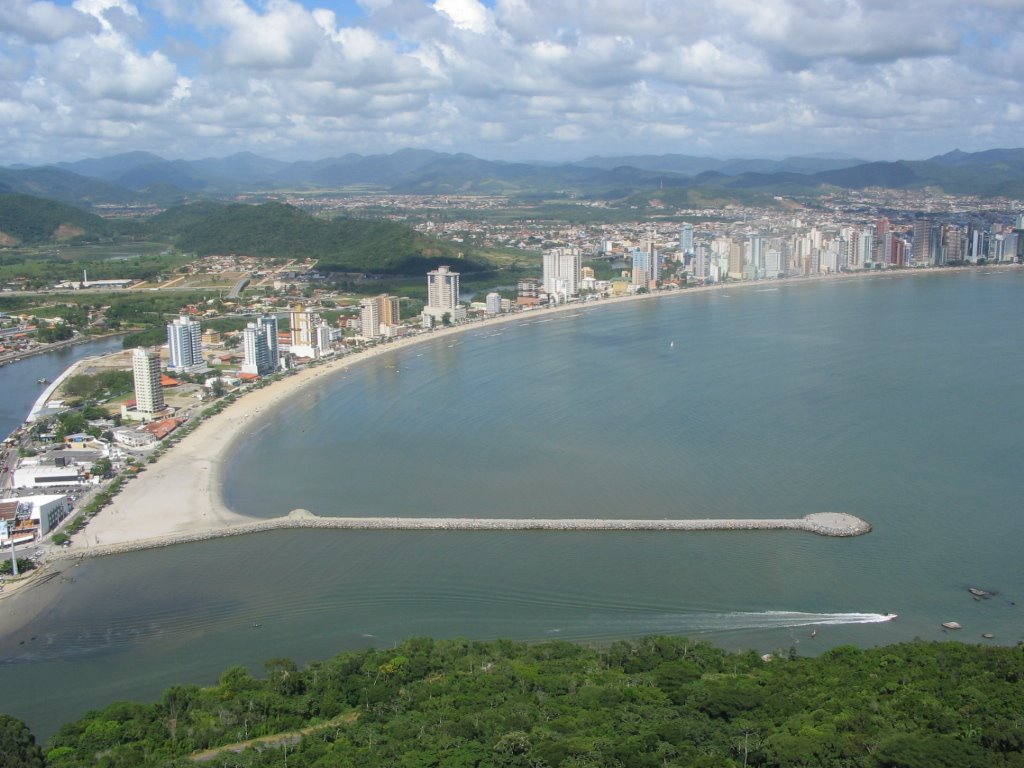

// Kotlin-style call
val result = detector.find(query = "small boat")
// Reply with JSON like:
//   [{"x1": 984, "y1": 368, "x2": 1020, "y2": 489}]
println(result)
[
  {"x1": 982, "y1": 633, "x2": 994, "y2": 639},
  {"x1": 968, "y1": 587, "x2": 988, "y2": 597},
  {"x1": 810, "y1": 629, "x2": 817, "y2": 638},
  {"x1": 941, "y1": 621, "x2": 962, "y2": 630},
  {"x1": 37, "y1": 378, "x2": 49, "y2": 385}
]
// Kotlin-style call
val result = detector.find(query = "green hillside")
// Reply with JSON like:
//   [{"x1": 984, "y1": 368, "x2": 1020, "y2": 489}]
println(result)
[
  {"x1": 0, "y1": 194, "x2": 123, "y2": 245},
  {"x1": 25, "y1": 637, "x2": 1024, "y2": 767},
  {"x1": 159, "y1": 201, "x2": 488, "y2": 274}
]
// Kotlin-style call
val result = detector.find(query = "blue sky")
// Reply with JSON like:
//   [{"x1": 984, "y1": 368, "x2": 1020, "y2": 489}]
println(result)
[{"x1": 1, "y1": 0, "x2": 1023, "y2": 164}]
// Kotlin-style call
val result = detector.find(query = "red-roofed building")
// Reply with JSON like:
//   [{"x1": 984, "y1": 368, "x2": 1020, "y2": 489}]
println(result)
[
  {"x1": 141, "y1": 417, "x2": 182, "y2": 440},
  {"x1": 160, "y1": 374, "x2": 180, "y2": 387}
]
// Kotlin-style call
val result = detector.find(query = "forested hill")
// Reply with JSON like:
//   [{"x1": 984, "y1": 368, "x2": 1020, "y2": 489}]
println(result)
[
  {"x1": 0, "y1": 194, "x2": 131, "y2": 245},
  {"x1": 19, "y1": 637, "x2": 1024, "y2": 767},
  {"x1": 149, "y1": 201, "x2": 488, "y2": 275}
]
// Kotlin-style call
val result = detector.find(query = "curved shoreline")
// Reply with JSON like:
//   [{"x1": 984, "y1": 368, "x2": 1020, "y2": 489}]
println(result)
[
  {"x1": 67, "y1": 265, "x2": 1016, "y2": 556},
  {"x1": 1, "y1": 266, "x2": 1014, "y2": 632}
]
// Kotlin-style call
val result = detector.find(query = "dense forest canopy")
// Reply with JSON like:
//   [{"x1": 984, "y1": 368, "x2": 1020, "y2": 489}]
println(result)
[
  {"x1": 157, "y1": 201, "x2": 490, "y2": 275},
  {"x1": 0, "y1": 194, "x2": 130, "y2": 245},
  {"x1": 19, "y1": 637, "x2": 1024, "y2": 767},
  {"x1": 0, "y1": 195, "x2": 491, "y2": 277}
]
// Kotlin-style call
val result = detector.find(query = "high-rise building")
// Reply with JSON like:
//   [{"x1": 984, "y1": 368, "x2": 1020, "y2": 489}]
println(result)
[
  {"x1": 485, "y1": 292, "x2": 502, "y2": 316},
  {"x1": 679, "y1": 224, "x2": 694, "y2": 257},
  {"x1": 631, "y1": 238, "x2": 659, "y2": 288},
  {"x1": 727, "y1": 240, "x2": 744, "y2": 277},
  {"x1": 692, "y1": 245, "x2": 707, "y2": 279},
  {"x1": 857, "y1": 230, "x2": 874, "y2": 266},
  {"x1": 424, "y1": 266, "x2": 461, "y2": 324},
  {"x1": 314, "y1": 323, "x2": 333, "y2": 354},
  {"x1": 378, "y1": 294, "x2": 401, "y2": 326},
  {"x1": 166, "y1": 315, "x2": 205, "y2": 373},
  {"x1": 259, "y1": 315, "x2": 279, "y2": 369},
  {"x1": 913, "y1": 219, "x2": 934, "y2": 266},
  {"x1": 289, "y1": 304, "x2": 317, "y2": 349},
  {"x1": 132, "y1": 347, "x2": 164, "y2": 416},
  {"x1": 360, "y1": 298, "x2": 381, "y2": 338},
  {"x1": 241, "y1": 322, "x2": 272, "y2": 375},
  {"x1": 288, "y1": 305, "x2": 323, "y2": 358},
  {"x1": 942, "y1": 225, "x2": 964, "y2": 264},
  {"x1": 745, "y1": 234, "x2": 763, "y2": 272},
  {"x1": 542, "y1": 247, "x2": 581, "y2": 299}
]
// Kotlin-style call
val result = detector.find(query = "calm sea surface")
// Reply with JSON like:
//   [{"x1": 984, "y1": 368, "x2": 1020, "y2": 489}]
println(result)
[
  {"x1": 0, "y1": 336, "x2": 126, "y2": 440},
  {"x1": 1, "y1": 271, "x2": 1023, "y2": 739}
]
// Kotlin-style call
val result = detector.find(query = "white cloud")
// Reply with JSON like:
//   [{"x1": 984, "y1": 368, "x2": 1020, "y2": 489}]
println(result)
[
  {"x1": 3, "y1": 0, "x2": 1024, "y2": 163},
  {"x1": 207, "y1": 0, "x2": 325, "y2": 69},
  {"x1": 0, "y1": 0, "x2": 98, "y2": 43},
  {"x1": 434, "y1": 0, "x2": 490, "y2": 33}
]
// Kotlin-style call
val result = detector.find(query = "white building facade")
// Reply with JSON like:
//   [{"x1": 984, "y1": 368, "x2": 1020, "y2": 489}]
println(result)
[
  {"x1": 166, "y1": 315, "x2": 207, "y2": 373},
  {"x1": 132, "y1": 347, "x2": 164, "y2": 416}
]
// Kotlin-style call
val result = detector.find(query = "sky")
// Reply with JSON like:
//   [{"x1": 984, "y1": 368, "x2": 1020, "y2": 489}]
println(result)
[{"x1": 1, "y1": 0, "x2": 1023, "y2": 165}]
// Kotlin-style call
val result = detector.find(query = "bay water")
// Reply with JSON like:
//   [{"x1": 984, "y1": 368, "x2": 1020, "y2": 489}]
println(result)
[{"x1": 1, "y1": 271, "x2": 1022, "y2": 739}]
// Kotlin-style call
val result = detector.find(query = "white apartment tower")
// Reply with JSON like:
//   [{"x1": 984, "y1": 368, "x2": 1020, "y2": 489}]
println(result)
[
  {"x1": 427, "y1": 266, "x2": 459, "y2": 312},
  {"x1": 241, "y1": 318, "x2": 278, "y2": 376},
  {"x1": 360, "y1": 298, "x2": 381, "y2": 338},
  {"x1": 542, "y1": 247, "x2": 582, "y2": 300},
  {"x1": 166, "y1": 315, "x2": 206, "y2": 373},
  {"x1": 314, "y1": 323, "x2": 334, "y2": 355},
  {"x1": 424, "y1": 266, "x2": 461, "y2": 324},
  {"x1": 241, "y1": 323, "x2": 269, "y2": 376},
  {"x1": 485, "y1": 292, "x2": 502, "y2": 315},
  {"x1": 132, "y1": 347, "x2": 164, "y2": 416}
]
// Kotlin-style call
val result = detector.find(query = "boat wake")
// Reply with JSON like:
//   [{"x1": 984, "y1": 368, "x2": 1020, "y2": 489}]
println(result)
[{"x1": 588, "y1": 610, "x2": 897, "y2": 636}]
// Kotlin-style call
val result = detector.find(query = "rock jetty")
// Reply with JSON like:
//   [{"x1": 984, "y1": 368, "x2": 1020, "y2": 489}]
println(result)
[{"x1": 67, "y1": 511, "x2": 870, "y2": 560}]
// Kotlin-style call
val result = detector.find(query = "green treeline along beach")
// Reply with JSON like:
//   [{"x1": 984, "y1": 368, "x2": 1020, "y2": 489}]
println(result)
[{"x1": 22, "y1": 637, "x2": 1024, "y2": 768}]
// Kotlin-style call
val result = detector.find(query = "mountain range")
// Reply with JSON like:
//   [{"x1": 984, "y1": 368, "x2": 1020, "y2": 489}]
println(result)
[{"x1": 3, "y1": 148, "x2": 1024, "y2": 209}]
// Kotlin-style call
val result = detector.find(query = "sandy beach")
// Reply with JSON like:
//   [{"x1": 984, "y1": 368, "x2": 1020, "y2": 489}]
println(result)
[
  {"x1": 70, "y1": 265, "x2": 987, "y2": 549},
  {"x1": 6, "y1": 266, "x2": 1000, "y2": 552},
  {"x1": 0, "y1": 265, "x2": 1013, "y2": 636}
]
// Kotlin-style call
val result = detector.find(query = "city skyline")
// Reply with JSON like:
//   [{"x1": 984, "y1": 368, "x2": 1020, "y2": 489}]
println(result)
[{"x1": 2, "y1": 1, "x2": 1023, "y2": 164}]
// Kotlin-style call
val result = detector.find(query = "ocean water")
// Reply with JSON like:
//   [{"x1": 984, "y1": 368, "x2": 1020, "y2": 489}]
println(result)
[{"x1": 2, "y1": 271, "x2": 1023, "y2": 739}]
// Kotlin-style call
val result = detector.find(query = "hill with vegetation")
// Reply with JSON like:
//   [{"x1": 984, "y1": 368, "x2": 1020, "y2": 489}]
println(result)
[
  {"x1": 0, "y1": 194, "x2": 130, "y2": 245},
  {"x1": 11, "y1": 637, "x2": 1022, "y2": 768},
  {"x1": 154, "y1": 201, "x2": 489, "y2": 274}
]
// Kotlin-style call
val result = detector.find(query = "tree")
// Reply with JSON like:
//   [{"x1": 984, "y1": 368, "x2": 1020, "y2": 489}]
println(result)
[
  {"x1": 0, "y1": 559, "x2": 37, "y2": 576},
  {"x1": 0, "y1": 714, "x2": 45, "y2": 768}
]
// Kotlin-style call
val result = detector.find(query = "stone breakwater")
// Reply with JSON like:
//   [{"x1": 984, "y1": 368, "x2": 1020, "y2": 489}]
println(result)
[{"x1": 66, "y1": 511, "x2": 870, "y2": 560}]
